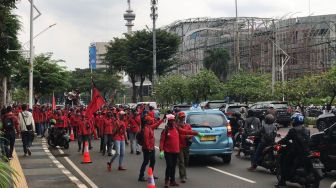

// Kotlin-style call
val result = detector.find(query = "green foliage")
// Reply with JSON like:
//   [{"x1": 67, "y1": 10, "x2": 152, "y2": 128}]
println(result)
[
  {"x1": 105, "y1": 29, "x2": 180, "y2": 102},
  {"x1": 224, "y1": 72, "x2": 273, "y2": 103},
  {"x1": 187, "y1": 70, "x2": 222, "y2": 102},
  {"x1": 0, "y1": 159, "x2": 18, "y2": 188},
  {"x1": 12, "y1": 88, "x2": 28, "y2": 104},
  {"x1": 68, "y1": 68, "x2": 122, "y2": 100},
  {"x1": 155, "y1": 75, "x2": 188, "y2": 105},
  {"x1": 13, "y1": 53, "x2": 70, "y2": 100},
  {"x1": 318, "y1": 67, "x2": 336, "y2": 105},
  {"x1": 203, "y1": 48, "x2": 230, "y2": 81},
  {"x1": 282, "y1": 75, "x2": 320, "y2": 110}
]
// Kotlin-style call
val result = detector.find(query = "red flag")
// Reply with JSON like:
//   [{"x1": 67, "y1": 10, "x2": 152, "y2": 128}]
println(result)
[
  {"x1": 52, "y1": 92, "x2": 56, "y2": 110},
  {"x1": 85, "y1": 87, "x2": 106, "y2": 118}
]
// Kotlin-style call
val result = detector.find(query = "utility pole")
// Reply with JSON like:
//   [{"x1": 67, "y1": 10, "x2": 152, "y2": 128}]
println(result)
[
  {"x1": 150, "y1": 0, "x2": 158, "y2": 96},
  {"x1": 234, "y1": 0, "x2": 240, "y2": 71},
  {"x1": 29, "y1": 0, "x2": 34, "y2": 109}
]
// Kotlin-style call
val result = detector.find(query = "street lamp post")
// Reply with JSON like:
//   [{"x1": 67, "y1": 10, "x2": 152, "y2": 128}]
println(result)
[{"x1": 150, "y1": 0, "x2": 158, "y2": 97}]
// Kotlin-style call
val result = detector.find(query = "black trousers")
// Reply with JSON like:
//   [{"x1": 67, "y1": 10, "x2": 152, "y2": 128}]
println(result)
[
  {"x1": 139, "y1": 149, "x2": 156, "y2": 178},
  {"x1": 100, "y1": 135, "x2": 105, "y2": 152},
  {"x1": 21, "y1": 131, "x2": 33, "y2": 154},
  {"x1": 164, "y1": 152, "x2": 179, "y2": 182},
  {"x1": 4, "y1": 130, "x2": 15, "y2": 158}
]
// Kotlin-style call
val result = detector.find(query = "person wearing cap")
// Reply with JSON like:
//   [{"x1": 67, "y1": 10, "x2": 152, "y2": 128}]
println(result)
[
  {"x1": 138, "y1": 115, "x2": 164, "y2": 182},
  {"x1": 159, "y1": 114, "x2": 204, "y2": 187},
  {"x1": 107, "y1": 111, "x2": 129, "y2": 171},
  {"x1": 176, "y1": 111, "x2": 193, "y2": 183}
]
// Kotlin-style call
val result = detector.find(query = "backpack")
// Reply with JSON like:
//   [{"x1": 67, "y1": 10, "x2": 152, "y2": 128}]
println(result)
[
  {"x1": 136, "y1": 128, "x2": 145, "y2": 146},
  {"x1": 262, "y1": 123, "x2": 277, "y2": 143},
  {"x1": 3, "y1": 117, "x2": 14, "y2": 130}
]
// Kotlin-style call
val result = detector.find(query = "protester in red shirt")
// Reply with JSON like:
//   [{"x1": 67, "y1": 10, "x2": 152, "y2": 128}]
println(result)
[
  {"x1": 129, "y1": 110, "x2": 141, "y2": 155},
  {"x1": 107, "y1": 111, "x2": 128, "y2": 171},
  {"x1": 1, "y1": 106, "x2": 20, "y2": 159},
  {"x1": 159, "y1": 114, "x2": 203, "y2": 188},
  {"x1": 176, "y1": 112, "x2": 194, "y2": 183},
  {"x1": 103, "y1": 112, "x2": 114, "y2": 156},
  {"x1": 138, "y1": 115, "x2": 164, "y2": 182},
  {"x1": 78, "y1": 115, "x2": 93, "y2": 154}
]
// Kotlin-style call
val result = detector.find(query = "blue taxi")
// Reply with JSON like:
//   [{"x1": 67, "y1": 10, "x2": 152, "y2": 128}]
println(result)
[{"x1": 185, "y1": 109, "x2": 233, "y2": 163}]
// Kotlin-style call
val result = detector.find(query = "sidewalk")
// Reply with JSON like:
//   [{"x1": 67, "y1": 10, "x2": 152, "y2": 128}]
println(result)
[{"x1": 12, "y1": 137, "x2": 80, "y2": 188}]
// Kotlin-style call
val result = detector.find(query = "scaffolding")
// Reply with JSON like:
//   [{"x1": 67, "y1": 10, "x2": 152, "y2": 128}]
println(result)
[{"x1": 163, "y1": 15, "x2": 336, "y2": 80}]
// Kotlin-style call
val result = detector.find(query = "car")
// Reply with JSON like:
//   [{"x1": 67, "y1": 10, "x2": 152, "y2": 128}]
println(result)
[
  {"x1": 250, "y1": 101, "x2": 292, "y2": 127},
  {"x1": 219, "y1": 103, "x2": 249, "y2": 119},
  {"x1": 305, "y1": 106, "x2": 323, "y2": 117},
  {"x1": 316, "y1": 110, "x2": 336, "y2": 131},
  {"x1": 185, "y1": 109, "x2": 233, "y2": 163},
  {"x1": 204, "y1": 100, "x2": 227, "y2": 110},
  {"x1": 310, "y1": 123, "x2": 336, "y2": 172},
  {"x1": 170, "y1": 104, "x2": 192, "y2": 112}
]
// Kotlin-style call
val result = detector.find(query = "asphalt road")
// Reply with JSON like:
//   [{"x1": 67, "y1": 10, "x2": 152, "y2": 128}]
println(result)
[{"x1": 50, "y1": 128, "x2": 336, "y2": 188}]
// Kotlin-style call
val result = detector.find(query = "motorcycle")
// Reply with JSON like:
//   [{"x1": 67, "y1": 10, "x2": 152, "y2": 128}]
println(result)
[
  {"x1": 47, "y1": 126, "x2": 70, "y2": 149},
  {"x1": 275, "y1": 143, "x2": 324, "y2": 188},
  {"x1": 310, "y1": 123, "x2": 336, "y2": 173}
]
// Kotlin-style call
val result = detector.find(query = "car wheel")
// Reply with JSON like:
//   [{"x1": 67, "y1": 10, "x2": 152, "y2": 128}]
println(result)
[
  {"x1": 222, "y1": 154, "x2": 231, "y2": 164},
  {"x1": 317, "y1": 121, "x2": 327, "y2": 132}
]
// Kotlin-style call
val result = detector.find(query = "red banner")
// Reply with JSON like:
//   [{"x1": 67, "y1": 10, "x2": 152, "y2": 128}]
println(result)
[
  {"x1": 52, "y1": 92, "x2": 56, "y2": 110},
  {"x1": 85, "y1": 87, "x2": 106, "y2": 118}
]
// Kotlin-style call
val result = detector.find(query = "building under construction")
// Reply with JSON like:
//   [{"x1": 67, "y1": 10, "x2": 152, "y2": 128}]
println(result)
[{"x1": 163, "y1": 14, "x2": 336, "y2": 81}]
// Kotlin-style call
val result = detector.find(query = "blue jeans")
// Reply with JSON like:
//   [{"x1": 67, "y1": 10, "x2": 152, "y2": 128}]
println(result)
[
  {"x1": 128, "y1": 132, "x2": 140, "y2": 152},
  {"x1": 110, "y1": 140, "x2": 125, "y2": 166},
  {"x1": 252, "y1": 142, "x2": 266, "y2": 167}
]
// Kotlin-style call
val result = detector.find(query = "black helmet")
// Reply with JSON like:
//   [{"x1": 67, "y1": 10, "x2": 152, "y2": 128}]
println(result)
[
  {"x1": 265, "y1": 114, "x2": 275, "y2": 124},
  {"x1": 247, "y1": 109, "x2": 254, "y2": 117}
]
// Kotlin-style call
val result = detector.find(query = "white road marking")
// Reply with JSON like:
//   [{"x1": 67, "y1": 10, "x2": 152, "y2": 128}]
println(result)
[
  {"x1": 154, "y1": 145, "x2": 255, "y2": 184},
  {"x1": 207, "y1": 166, "x2": 256, "y2": 184},
  {"x1": 42, "y1": 138, "x2": 88, "y2": 188},
  {"x1": 331, "y1": 181, "x2": 336, "y2": 188},
  {"x1": 58, "y1": 148, "x2": 99, "y2": 188}
]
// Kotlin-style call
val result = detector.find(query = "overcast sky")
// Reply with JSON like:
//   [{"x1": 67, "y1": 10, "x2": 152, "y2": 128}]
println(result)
[{"x1": 14, "y1": 0, "x2": 336, "y2": 70}]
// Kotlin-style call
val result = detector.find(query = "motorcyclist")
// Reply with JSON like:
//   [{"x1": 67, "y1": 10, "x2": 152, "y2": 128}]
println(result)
[
  {"x1": 236, "y1": 109, "x2": 261, "y2": 157},
  {"x1": 230, "y1": 112, "x2": 244, "y2": 139},
  {"x1": 248, "y1": 114, "x2": 277, "y2": 171},
  {"x1": 275, "y1": 113, "x2": 310, "y2": 187}
]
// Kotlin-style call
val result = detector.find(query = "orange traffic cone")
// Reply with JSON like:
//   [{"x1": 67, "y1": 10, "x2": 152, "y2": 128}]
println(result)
[
  {"x1": 147, "y1": 167, "x2": 156, "y2": 188},
  {"x1": 70, "y1": 127, "x2": 75, "y2": 141},
  {"x1": 81, "y1": 141, "x2": 92, "y2": 164}
]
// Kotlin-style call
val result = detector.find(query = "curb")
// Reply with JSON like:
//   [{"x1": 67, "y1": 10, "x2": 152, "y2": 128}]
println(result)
[
  {"x1": 10, "y1": 149, "x2": 28, "y2": 188},
  {"x1": 41, "y1": 138, "x2": 87, "y2": 188}
]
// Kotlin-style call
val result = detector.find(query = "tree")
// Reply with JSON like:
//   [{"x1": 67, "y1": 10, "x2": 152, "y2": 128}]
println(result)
[
  {"x1": 13, "y1": 53, "x2": 70, "y2": 103},
  {"x1": 68, "y1": 68, "x2": 122, "y2": 103},
  {"x1": 187, "y1": 70, "x2": 222, "y2": 102},
  {"x1": 0, "y1": 1, "x2": 22, "y2": 107},
  {"x1": 282, "y1": 75, "x2": 320, "y2": 113},
  {"x1": 155, "y1": 75, "x2": 188, "y2": 105},
  {"x1": 105, "y1": 29, "x2": 180, "y2": 102},
  {"x1": 224, "y1": 72, "x2": 273, "y2": 103},
  {"x1": 203, "y1": 48, "x2": 230, "y2": 81},
  {"x1": 319, "y1": 67, "x2": 336, "y2": 109}
]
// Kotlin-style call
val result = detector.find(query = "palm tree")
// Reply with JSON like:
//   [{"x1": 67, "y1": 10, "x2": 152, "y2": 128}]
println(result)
[{"x1": 203, "y1": 48, "x2": 230, "y2": 81}]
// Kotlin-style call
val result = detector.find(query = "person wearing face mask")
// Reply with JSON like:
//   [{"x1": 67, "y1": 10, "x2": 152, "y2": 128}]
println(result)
[
  {"x1": 107, "y1": 111, "x2": 129, "y2": 171},
  {"x1": 138, "y1": 115, "x2": 164, "y2": 182},
  {"x1": 159, "y1": 114, "x2": 204, "y2": 188}
]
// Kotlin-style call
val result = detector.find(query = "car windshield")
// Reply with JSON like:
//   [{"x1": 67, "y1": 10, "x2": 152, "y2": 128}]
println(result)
[
  {"x1": 272, "y1": 103, "x2": 288, "y2": 109},
  {"x1": 174, "y1": 106, "x2": 191, "y2": 111},
  {"x1": 227, "y1": 106, "x2": 243, "y2": 113},
  {"x1": 186, "y1": 113, "x2": 227, "y2": 127},
  {"x1": 208, "y1": 102, "x2": 225, "y2": 109}
]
